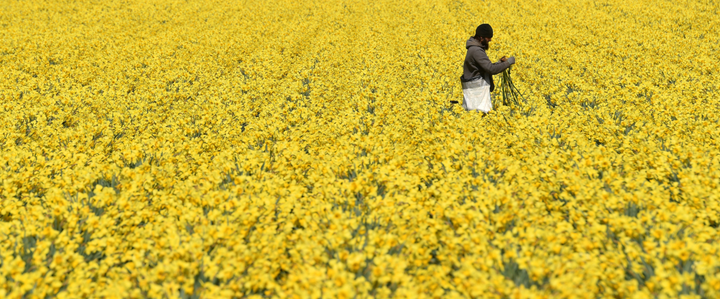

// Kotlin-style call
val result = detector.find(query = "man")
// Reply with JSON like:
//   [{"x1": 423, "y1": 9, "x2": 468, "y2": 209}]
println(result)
[{"x1": 460, "y1": 24, "x2": 515, "y2": 113}]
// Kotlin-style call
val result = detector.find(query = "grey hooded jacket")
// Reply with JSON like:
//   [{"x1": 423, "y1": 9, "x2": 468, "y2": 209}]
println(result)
[{"x1": 462, "y1": 37, "x2": 511, "y2": 92}]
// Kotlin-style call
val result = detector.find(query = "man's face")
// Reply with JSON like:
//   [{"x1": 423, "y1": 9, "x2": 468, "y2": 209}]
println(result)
[{"x1": 479, "y1": 36, "x2": 491, "y2": 49}]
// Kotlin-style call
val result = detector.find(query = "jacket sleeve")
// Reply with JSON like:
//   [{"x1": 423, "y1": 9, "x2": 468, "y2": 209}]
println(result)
[{"x1": 472, "y1": 49, "x2": 510, "y2": 75}]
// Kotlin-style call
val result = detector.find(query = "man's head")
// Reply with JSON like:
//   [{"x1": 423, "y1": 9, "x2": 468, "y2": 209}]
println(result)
[{"x1": 475, "y1": 24, "x2": 493, "y2": 49}]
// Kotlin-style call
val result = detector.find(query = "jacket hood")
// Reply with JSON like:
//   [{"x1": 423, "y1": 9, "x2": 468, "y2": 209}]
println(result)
[{"x1": 466, "y1": 37, "x2": 484, "y2": 50}]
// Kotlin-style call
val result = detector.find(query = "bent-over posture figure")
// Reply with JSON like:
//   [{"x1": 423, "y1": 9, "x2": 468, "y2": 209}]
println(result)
[{"x1": 461, "y1": 24, "x2": 516, "y2": 113}]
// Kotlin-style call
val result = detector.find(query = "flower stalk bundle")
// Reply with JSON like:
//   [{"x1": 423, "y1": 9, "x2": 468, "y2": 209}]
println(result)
[{"x1": 497, "y1": 66, "x2": 524, "y2": 107}]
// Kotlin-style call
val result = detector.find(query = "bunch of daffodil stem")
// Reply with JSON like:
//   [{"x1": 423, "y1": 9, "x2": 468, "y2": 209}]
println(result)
[{"x1": 497, "y1": 66, "x2": 525, "y2": 107}]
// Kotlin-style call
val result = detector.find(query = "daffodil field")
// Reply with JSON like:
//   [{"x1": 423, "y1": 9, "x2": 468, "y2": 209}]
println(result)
[{"x1": 2, "y1": 0, "x2": 719, "y2": 298}]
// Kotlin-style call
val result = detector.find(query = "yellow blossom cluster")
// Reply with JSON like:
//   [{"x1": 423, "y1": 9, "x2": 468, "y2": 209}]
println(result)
[{"x1": 1, "y1": 0, "x2": 719, "y2": 298}]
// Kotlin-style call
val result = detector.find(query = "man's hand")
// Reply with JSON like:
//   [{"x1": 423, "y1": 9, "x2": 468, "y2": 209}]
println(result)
[{"x1": 500, "y1": 56, "x2": 507, "y2": 62}]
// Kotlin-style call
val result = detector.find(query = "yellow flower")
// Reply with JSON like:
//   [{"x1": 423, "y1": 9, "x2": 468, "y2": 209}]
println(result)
[{"x1": 2, "y1": 0, "x2": 719, "y2": 297}]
